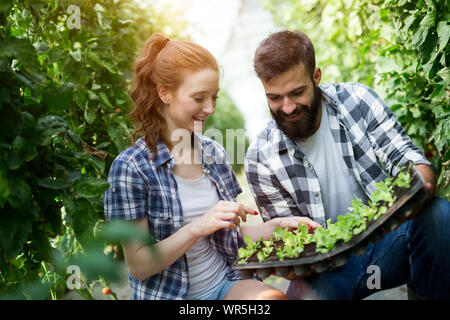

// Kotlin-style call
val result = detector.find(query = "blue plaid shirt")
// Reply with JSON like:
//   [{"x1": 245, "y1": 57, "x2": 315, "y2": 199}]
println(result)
[
  {"x1": 104, "y1": 133, "x2": 243, "y2": 300},
  {"x1": 246, "y1": 82, "x2": 432, "y2": 226}
]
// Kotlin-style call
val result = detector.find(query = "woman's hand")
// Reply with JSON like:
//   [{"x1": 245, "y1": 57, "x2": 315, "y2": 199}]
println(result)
[
  {"x1": 187, "y1": 200, "x2": 255, "y2": 238},
  {"x1": 271, "y1": 216, "x2": 322, "y2": 231},
  {"x1": 241, "y1": 215, "x2": 322, "y2": 242},
  {"x1": 122, "y1": 201, "x2": 254, "y2": 281}
]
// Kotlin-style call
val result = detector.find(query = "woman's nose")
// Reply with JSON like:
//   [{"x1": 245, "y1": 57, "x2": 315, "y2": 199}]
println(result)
[{"x1": 203, "y1": 102, "x2": 215, "y2": 114}]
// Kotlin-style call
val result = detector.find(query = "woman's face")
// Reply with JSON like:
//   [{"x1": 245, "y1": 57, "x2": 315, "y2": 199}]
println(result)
[{"x1": 160, "y1": 68, "x2": 219, "y2": 137}]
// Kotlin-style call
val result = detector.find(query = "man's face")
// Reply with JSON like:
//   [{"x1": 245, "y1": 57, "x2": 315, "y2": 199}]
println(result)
[{"x1": 262, "y1": 63, "x2": 322, "y2": 140}]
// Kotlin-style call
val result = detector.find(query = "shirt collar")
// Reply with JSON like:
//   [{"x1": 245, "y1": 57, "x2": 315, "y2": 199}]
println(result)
[{"x1": 137, "y1": 133, "x2": 217, "y2": 169}]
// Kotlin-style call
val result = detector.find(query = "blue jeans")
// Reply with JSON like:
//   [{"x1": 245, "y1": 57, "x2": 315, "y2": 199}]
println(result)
[
  {"x1": 287, "y1": 197, "x2": 450, "y2": 299},
  {"x1": 203, "y1": 279, "x2": 240, "y2": 300}
]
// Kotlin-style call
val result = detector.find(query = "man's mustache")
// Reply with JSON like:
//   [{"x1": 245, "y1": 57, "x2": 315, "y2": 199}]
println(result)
[{"x1": 276, "y1": 104, "x2": 309, "y2": 118}]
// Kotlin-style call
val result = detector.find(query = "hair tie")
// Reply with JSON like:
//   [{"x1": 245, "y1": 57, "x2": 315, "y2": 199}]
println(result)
[{"x1": 162, "y1": 38, "x2": 170, "y2": 49}]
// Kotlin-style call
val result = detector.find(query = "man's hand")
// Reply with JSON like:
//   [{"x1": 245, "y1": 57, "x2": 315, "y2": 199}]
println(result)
[{"x1": 415, "y1": 164, "x2": 437, "y2": 199}]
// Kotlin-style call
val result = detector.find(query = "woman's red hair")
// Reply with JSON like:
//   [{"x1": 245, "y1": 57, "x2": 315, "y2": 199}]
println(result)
[{"x1": 129, "y1": 33, "x2": 218, "y2": 157}]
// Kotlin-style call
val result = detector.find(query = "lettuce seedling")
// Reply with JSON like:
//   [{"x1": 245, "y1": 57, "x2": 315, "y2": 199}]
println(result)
[
  {"x1": 393, "y1": 164, "x2": 412, "y2": 188},
  {"x1": 272, "y1": 226, "x2": 284, "y2": 241},
  {"x1": 263, "y1": 239, "x2": 274, "y2": 248},
  {"x1": 257, "y1": 246, "x2": 274, "y2": 262},
  {"x1": 293, "y1": 224, "x2": 312, "y2": 245},
  {"x1": 370, "y1": 179, "x2": 396, "y2": 206},
  {"x1": 282, "y1": 244, "x2": 303, "y2": 259},
  {"x1": 276, "y1": 246, "x2": 285, "y2": 261},
  {"x1": 256, "y1": 238, "x2": 275, "y2": 262},
  {"x1": 313, "y1": 226, "x2": 335, "y2": 253},
  {"x1": 237, "y1": 235, "x2": 261, "y2": 264},
  {"x1": 283, "y1": 230, "x2": 297, "y2": 248},
  {"x1": 334, "y1": 216, "x2": 356, "y2": 241}
]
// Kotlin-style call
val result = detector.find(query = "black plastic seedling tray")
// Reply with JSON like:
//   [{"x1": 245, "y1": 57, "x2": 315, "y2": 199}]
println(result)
[{"x1": 234, "y1": 162, "x2": 429, "y2": 280}]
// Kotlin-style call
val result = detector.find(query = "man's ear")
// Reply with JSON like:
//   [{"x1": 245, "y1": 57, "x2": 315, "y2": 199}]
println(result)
[
  {"x1": 313, "y1": 67, "x2": 322, "y2": 87},
  {"x1": 157, "y1": 84, "x2": 171, "y2": 104}
]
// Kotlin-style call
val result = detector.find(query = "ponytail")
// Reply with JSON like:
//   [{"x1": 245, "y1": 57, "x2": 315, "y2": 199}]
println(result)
[{"x1": 130, "y1": 34, "x2": 170, "y2": 157}]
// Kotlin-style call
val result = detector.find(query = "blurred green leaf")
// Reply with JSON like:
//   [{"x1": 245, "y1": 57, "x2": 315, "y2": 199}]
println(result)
[
  {"x1": 74, "y1": 177, "x2": 109, "y2": 199},
  {"x1": 43, "y1": 82, "x2": 74, "y2": 111},
  {"x1": 96, "y1": 220, "x2": 155, "y2": 247},
  {"x1": 37, "y1": 177, "x2": 72, "y2": 190},
  {"x1": 35, "y1": 115, "x2": 68, "y2": 144}
]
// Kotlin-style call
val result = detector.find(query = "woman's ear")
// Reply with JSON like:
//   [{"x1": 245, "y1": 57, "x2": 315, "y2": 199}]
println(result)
[{"x1": 157, "y1": 84, "x2": 171, "y2": 105}]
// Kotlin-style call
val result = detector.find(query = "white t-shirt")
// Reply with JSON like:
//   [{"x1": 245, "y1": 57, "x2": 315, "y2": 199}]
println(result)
[
  {"x1": 173, "y1": 173, "x2": 229, "y2": 299},
  {"x1": 295, "y1": 99, "x2": 369, "y2": 224}
]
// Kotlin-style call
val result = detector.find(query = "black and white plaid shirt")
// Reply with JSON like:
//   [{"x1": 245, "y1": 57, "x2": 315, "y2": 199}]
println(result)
[{"x1": 245, "y1": 82, "x2": 431, "y2": 226}]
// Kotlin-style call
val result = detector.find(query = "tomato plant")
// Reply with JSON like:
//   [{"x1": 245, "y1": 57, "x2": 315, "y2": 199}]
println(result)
[{"x1": 0, "y1": 0, "x2": 185, "y2": 299}]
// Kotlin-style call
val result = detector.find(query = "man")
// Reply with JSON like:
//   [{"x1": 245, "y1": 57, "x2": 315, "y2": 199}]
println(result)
[{"x1": 245, "y1": 30, "x2": 450, "y2": 299}]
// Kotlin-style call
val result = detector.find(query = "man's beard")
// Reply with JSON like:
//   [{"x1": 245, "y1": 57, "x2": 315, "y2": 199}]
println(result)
[{"x1": 270, "y1": 86, "x2": 322, "y2": 141}]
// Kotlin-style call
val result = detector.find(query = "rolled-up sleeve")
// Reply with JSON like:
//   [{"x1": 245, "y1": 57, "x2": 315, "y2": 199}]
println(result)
[
  {"x1": 358, "y1": 84, "x2": 431, "y2": 177},
  {"x1": 104, "y1": 159, "x2": 148, "y2": 221}
]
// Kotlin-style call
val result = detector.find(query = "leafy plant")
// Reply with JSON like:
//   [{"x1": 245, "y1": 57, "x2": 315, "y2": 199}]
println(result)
[
  {"x1": 237, "y1": 235, "x2": 262, "y2": 264},
  {"x1": 0, "y1": 0, "x2": 184, "y2": 299},
  {"x1": 294, "y1": 224, "x2": 313, "y2": 244},
  {"x1": 257, "y1": 245, "x2": 274, "y2": 263}
]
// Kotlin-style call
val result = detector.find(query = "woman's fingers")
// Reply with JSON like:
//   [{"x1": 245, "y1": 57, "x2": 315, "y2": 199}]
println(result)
[
  {"x1": 209, "y1": 201, "x2": 260, "y2": 233},
  {"x1": 222, "y1": 201, "x2": 257, "y2": 221}
]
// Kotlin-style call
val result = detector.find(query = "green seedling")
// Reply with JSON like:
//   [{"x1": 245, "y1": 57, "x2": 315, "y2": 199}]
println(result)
[{"x1": 237, "y1": 235, "x2": 261, "y2": 264}]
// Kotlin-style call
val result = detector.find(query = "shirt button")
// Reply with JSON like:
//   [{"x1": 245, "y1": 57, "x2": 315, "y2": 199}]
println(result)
[
  {"x1": 219, "y1": 188, "x2": 224, "y2": 193},
  {"x1": 315, "y1": 192, "x2": 320, "y2": 197}
]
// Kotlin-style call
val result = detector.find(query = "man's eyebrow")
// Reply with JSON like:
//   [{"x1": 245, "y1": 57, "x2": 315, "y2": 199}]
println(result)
[
  {"x1": 287, "y1": 85, "x2": 307, "y2": 95},
  {"x1": 266, "y1": 85, "x2": 307, "y2": 98}
]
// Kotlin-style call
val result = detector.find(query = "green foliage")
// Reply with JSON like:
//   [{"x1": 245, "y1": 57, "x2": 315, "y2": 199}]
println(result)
[
  {"x1": 376, "y1": 0, "x2": 449, "y2": 199},
  {"x1": 0, "y1": 0, "x2": 182, "y2": 299},
  {"x1": 263, "y1": 0, "x2": 449, "y2": 199}
]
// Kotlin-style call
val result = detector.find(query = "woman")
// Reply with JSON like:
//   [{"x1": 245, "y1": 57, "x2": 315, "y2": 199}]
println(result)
[{"x1": 104, "y1": 33, "x2": 320, "y2": 300}]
